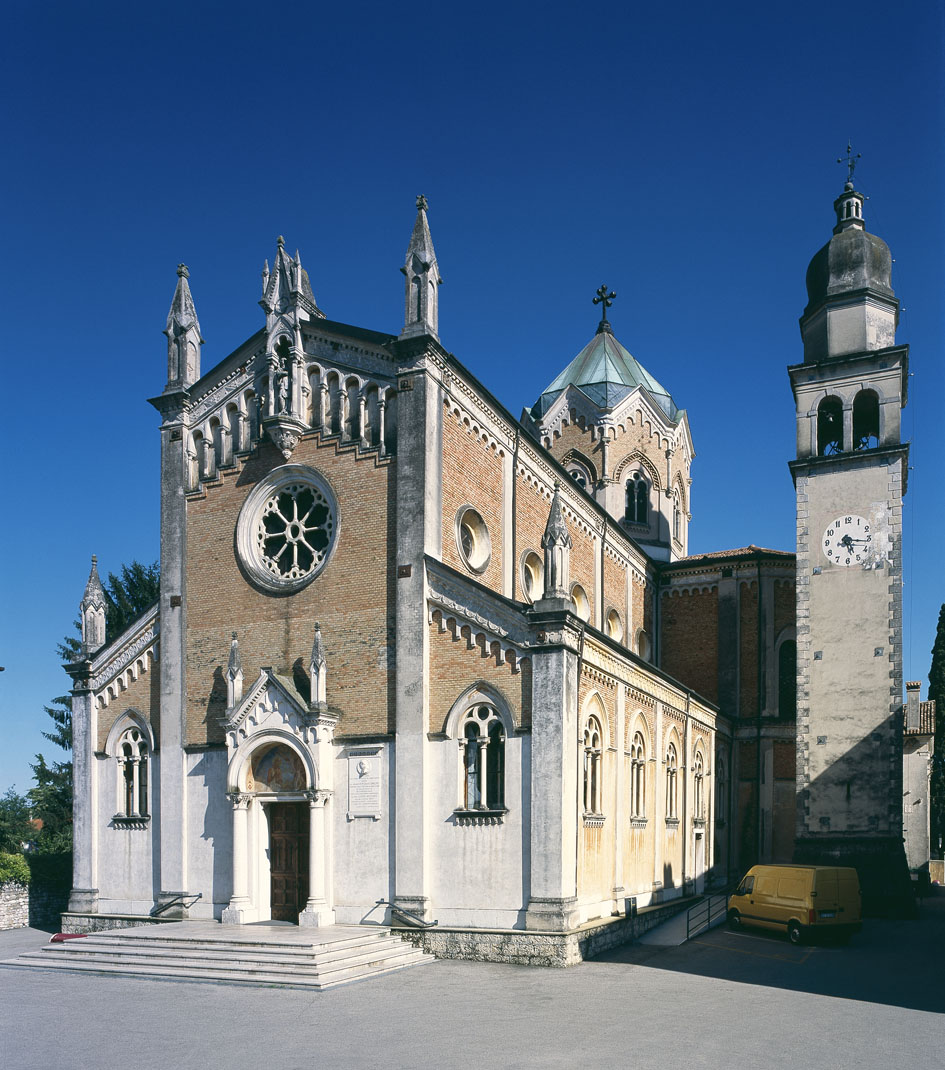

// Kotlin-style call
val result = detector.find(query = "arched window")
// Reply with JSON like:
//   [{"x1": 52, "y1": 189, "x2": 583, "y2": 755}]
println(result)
[
  {"x1": 817, "y1": 396, "x2": 843, "y2": 456},
  {"x1": 673, "y1": 491, "x2": 682, "y2": 543},
  {"x1": 778, "y1": 639, "x2": 797, "y2": 719},
  {"x1": 605, "y1": 609, "x2": 622, "y2": 641},
  {"x1": 521, "y1": 550, "x2": 544, "y2": 603},
  {"x1": 625, "y1": 471, "x2": 648, "y2": 525},
  {"x1": 116, "y1": 726, "x2": 149, "y2": 820},
  {"x1": 693, "y1": 751, "x2": 705, "y2": 820},
  {"x1": 630, "y1": 731, "x2": 646, "y2": 819},
  {"x1": 665, "y1": 742, "x2": 678, "y2": 820},
  {"x1": 458, "y1": 705, "x2": 505, "y2": 811},
  {"x1": 570, "y1": 583, "x2": 591, "y2": 623},
  {"x1": 853, "y1": 390, "x2": 879, "y2": 451},
  {"x1": 583, "y1": 715, "x2": 603, "y2": 815},
  {"x1": 568, "y1": 467, "x2": 588, "y2": 490}
]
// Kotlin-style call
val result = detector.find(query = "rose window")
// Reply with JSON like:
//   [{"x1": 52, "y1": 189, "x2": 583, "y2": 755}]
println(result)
[
  {"x1": 237, "y1": 465, "x2": 338, "y2": 592},
  {"x1": 257, "y1": 482, "x2": 333, "y2": 580}
]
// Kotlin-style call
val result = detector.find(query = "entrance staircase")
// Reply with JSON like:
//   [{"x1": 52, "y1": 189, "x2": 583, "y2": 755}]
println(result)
[{"x1": 4, "y1": 922, "x2": 434, "y2": 990}]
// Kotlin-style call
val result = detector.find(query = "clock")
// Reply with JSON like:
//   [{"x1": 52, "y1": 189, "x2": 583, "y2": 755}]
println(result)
[{"x1": 822, "y1": 514, "x2": 871, "y2": 567}]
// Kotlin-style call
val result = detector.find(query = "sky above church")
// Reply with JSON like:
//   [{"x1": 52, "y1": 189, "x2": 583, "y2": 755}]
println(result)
[{"x1": 0, "y1": 1, "x2": 942, "y2": 793}]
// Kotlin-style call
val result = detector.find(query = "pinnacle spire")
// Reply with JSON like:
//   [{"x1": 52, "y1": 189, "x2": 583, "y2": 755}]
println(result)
[
  {"x1": 540, "y1": 484, "x2": 573, "y2": 602},
  {"x1": 164, "y1": 264, "x2": 204, "y2": 388},
  {"x1": 310, "y1": 622, "x2": 327, "y2": 708},
  {"x1": 260, "y1": 236, "x2": 324, "y2": 320},
  {"x1": 400, "y1": 194, "x2": 442, "y2": 341},
  {"x1": 226, "y1": 632, "x2": 243, "y2": 710},
  {"x1": 80, "y1": 555, "x2": 107, "y2": 654}
]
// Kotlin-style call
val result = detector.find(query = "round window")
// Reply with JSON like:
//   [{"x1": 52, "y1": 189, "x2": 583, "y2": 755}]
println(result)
[
  {"x1": 237, "y1": 465, "x2": 338, "y2": 592},
  {"x1": 522, "y1": 550, "x2": 543, "y2": 602},
  {"x1": 456, "y1": 507, "x2": 491, "y2": 574},
  {"x1": 571, "y1": 583, "x2": 591, "y2": 622},
  {"x1": 606, "y1": 609, "x2": 623, "y2": 641}
]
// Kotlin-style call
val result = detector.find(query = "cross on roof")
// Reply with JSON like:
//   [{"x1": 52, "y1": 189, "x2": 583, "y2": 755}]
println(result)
[
  {"x1": 837, "y1": 141, "x2": 862, "y2": 185},
  {"x1": 593, "y1": 284, "x2": 616, "y2": 321}
]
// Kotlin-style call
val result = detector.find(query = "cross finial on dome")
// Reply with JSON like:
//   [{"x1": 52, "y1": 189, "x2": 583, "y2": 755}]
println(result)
[
  {"x1": 593, "y1": 284, "x2": 616, "y2": 335},
  {"x1": 837, "y1": 141, "x2": 862, "y2": 189}
]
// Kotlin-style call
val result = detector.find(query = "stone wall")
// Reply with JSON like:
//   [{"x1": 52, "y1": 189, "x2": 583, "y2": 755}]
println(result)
[
  {"x1": 0, "y1": 883, "x2": 28, "y2": 930},
  {"x1": 398, "y1": 896, "x2": 697, "y2": 967}
]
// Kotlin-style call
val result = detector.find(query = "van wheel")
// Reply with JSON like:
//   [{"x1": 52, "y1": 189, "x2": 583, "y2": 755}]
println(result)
[
  {"x1": 727, "y1": 910, "x2": 741, "y2": 931},
  {"x1": 788, "y1": 921, "x2": 803, "y2": 945}
]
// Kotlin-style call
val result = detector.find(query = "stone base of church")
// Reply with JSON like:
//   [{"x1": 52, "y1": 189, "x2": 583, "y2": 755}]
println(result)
[
  {"x1": 397, "y1": 897, "x2": 697, "y2": 967},
  {"x1": 794, "y1": 835, "x2": 917, "y2": 918},
  {"x1": 61, "y1": 912, "x2": 179, "y2": 934}
]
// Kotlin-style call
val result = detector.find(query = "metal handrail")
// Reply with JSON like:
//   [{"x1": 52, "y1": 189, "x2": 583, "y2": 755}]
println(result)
[
  {"x1": 150, "y1": 892, "x2": 203, "y2": 917},
  {"x1": 376, "y1": 899, "x2": 438, "y2": 929},
  {"x1": 686, "y1": 892, "x2": 728, "y2": 940}
]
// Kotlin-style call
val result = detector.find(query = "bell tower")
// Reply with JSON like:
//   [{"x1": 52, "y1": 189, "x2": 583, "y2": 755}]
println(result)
[{"x1": 789, "y1": 155, "x2": 913, "y2": 915}]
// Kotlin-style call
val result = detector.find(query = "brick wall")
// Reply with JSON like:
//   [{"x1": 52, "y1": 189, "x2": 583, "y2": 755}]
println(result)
[
  {"x1": 773, "y1": 577, "x2": 795, "y2": 636},
  {"x1": 440, "y1": 408, "x2": 505, "y2": 594},
  {"x1": 659, "y1": 587, "x2": 719, "y2": 703},
  {"x1": 428, "y1": 623, "x2": 532, "y2": 733},
  {"x1": 739, "y1": 581, "x2": 759, "y2": 718},
  {"x1": 97, "y1": 661, "x2": 161, "y2": 751},
  {"x1": 185, "y1": 434, "x2": 395, "y2": 744}
]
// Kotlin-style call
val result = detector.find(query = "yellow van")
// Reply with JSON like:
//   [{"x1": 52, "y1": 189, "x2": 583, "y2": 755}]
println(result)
[{"x1": 727, "y1": 865, "x2": 861, "y2": 944}]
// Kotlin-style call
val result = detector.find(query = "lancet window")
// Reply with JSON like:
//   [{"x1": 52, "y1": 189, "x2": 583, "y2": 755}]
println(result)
[
  {"x1": 458, "y1": 705, "x2": 505, "y2": 811},
  {"x1": 583, "y1": 715, "x2": 603, "y2": 815},
  {"x1": 625, "y1": 471, "x2": 648, "y2": 525},
  {"x1": 117, "y1": 726, "x2": 149, "y2": 819}
]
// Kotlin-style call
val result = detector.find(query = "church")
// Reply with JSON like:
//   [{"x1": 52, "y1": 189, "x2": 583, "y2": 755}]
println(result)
[{"x1": 63, "y1": 171, "x2": 916, "y2": 960}]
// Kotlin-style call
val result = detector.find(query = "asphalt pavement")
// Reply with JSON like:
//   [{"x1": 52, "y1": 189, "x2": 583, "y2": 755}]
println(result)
[{"x1": 1, "y1": 894, "x2": 942, "y2": 1070}]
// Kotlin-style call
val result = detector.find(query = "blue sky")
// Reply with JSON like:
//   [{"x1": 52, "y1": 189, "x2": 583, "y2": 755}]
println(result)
[{"x1": 1, "y1": 1, "x2": 942, "y2": 793}]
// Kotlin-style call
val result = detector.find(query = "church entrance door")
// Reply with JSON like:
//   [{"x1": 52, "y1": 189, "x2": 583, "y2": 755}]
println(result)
[{"x1": 268, "y1": 803, "x2": 309, "y2": 922}]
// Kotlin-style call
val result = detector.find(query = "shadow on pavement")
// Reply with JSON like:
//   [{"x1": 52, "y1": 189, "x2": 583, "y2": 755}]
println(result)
[{"x1": 592, "y1": 890, "x2": 945, "y2": 1014}]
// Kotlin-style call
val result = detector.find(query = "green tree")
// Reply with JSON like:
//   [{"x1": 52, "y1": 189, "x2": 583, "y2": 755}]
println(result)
[
  {"x1": 31, "y1": 559, "x2": 160, "y2": 850},
  {"x1": 929, "y1": 604, "x2": 945, "y2": 859},
  {"x1": 0, "y1": 789, "x2": 34, "y2": 854}
]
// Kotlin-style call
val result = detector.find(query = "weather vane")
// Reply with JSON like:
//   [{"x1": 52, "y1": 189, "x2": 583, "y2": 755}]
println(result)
[
  {"x1": 837, "y1": 141, "x2": 861, "y2": 185},
  {"x1": 593, "y1": 284, "x2": 616, "y2": 322}
]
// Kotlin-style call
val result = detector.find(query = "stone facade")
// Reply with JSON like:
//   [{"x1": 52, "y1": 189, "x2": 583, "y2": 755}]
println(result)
[{"x1": 62, "y1": 185, "x2": 924, "y2": 957}]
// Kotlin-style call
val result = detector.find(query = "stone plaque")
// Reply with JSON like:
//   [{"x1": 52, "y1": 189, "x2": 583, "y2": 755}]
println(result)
[{"x1": 347, "y1": 748, "x2": 382, "y2": 820}]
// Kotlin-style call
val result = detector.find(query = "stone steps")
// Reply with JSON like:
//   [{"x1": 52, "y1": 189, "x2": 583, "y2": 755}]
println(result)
[{"x1": 4, "y1": 924, "x2": 435, "y2": 990}]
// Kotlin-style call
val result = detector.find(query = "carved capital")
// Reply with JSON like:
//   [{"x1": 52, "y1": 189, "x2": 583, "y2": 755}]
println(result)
[{"x1": 226, "y1": 793, "x2": 252, "y2": 810}]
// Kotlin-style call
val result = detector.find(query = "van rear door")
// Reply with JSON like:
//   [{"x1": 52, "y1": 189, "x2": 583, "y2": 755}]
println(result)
[{"x1": 813, "y1": 868, "x2": 839, "y2": 923}]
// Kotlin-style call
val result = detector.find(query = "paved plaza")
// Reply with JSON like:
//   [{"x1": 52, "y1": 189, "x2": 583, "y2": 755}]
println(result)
[{"x1": 1, "y1": 896, "x2": 943, "y2": 1070}]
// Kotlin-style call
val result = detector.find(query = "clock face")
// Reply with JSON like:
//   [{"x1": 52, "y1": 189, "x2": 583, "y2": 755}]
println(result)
[{"x1": 822, "y1": 514, "x2": 871, "y2": 567}]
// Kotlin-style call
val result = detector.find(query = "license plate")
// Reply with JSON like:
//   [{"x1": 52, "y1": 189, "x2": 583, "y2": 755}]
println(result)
[{"x1": 819, "y1": 911, "x2": 835, "y2": 919}]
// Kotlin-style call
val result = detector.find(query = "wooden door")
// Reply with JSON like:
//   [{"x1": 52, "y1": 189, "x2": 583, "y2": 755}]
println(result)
[{"x1": 269, "y1": 803, "x2": 309, "y2": 922}]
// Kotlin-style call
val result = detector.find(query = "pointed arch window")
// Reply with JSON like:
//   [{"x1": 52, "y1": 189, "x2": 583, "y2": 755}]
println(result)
[
  {"x1": 583, "y1": 714, "x2": 604, "y2": 816},
  {"x1": 630, "y1": 731, "x2": 646, "y2": 819},
  {"x1": 716, "y1": 755, "x2": 727, "y2": 826},
  {"x1": 693, "y1": 751, "x2": 705, "y2": 821},
  {"x1": 673, "y1": 491, "x2": 682, "y2": 543},
  {"x1": 457, "y1": 705, "x2": 506, "y2": 813},
  {"x1": 625, "y1": 471, "x2": 648, "y2": 525},
  {"x1": 665, "y1": 742, "x2": 679, "y2": 820},
  {"x1": 115, "y1": 726, "x2": 150, "y2": 826}
]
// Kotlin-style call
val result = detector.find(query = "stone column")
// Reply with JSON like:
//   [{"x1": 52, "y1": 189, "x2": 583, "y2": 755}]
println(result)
[
  {"x1": 358, "y1": 393, "x2": 368, "y2": 449},
  {"x1": 378, "y1": 399, "x2": 387, "y2": 457},
  {"x1": 842, "y1": 405, "x2": 853, "y2": 453},
  {"x1": 613, "y1": 684, "x2": 626, "y2": 905},
  {"x1": 299, "y1": 790, "x2": 334, "y2": 927},
  {"x1": 222, "y1": 793, "x2": 252, "y2": 925},
  {"x1": 68, "y1": 674, "x2": 99, "y2": 913},
  {"x1": 524, "y1": 639, "x2": 581, "y2": 932}
]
